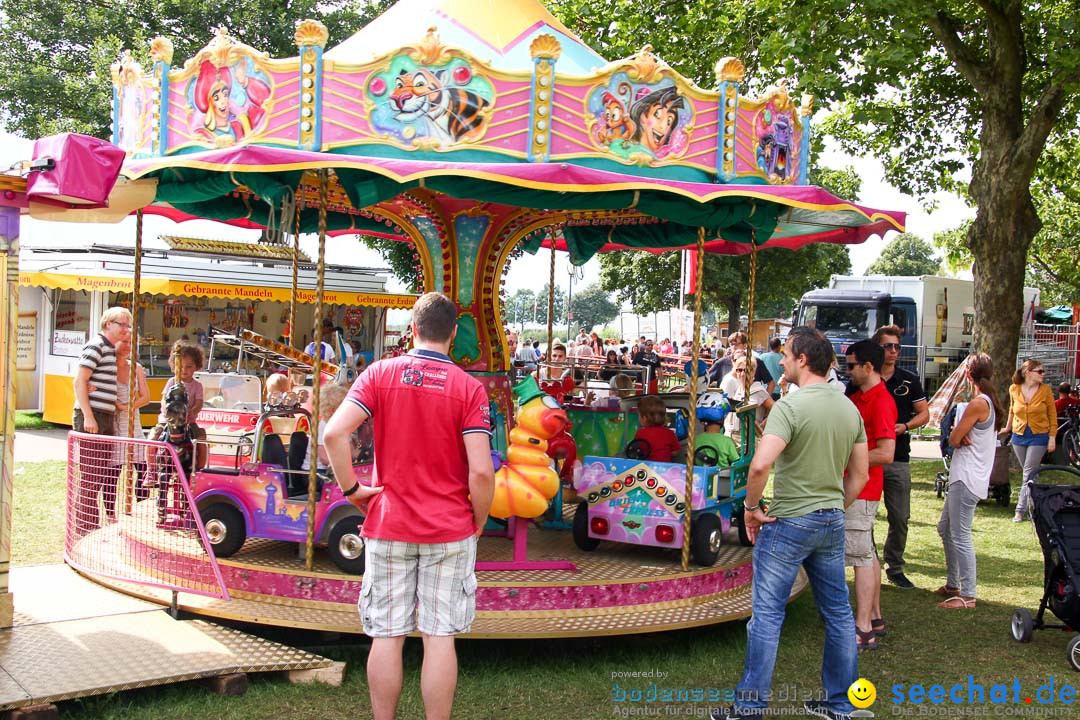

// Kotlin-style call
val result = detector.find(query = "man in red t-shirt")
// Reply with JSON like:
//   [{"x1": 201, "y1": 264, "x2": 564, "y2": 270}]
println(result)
[
  {"x1": 324, "y1": 292, "x2": 494, "y2": 720},
  {"x1": 844, "y1": 340, "x2": 897, "y2": 651},
  {"x1": 1056, "y1": 383, "x2": 1080, "y2": 416}
]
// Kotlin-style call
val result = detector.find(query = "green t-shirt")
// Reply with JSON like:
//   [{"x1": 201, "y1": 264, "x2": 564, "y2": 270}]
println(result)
[
  {"x1": 695, "y1": 431, "x2": 740, "y2": 467},
  {"x1": 764, "y1": 383, "x2": 866, "y2": 518}
]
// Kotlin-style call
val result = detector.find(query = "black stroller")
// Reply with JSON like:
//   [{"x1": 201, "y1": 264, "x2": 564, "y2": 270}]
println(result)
[
  {"x1": 933, "y1": 404, "x2": 1011, "y2": 505},
  {"x1": 1011, "y1": 465, "x2": 1080, "y2": 669}
]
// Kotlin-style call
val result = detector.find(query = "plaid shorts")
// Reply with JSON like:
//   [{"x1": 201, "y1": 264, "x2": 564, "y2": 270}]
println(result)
[{"x1": 359, "y1": 536, "x2": 478, "y2": 638}]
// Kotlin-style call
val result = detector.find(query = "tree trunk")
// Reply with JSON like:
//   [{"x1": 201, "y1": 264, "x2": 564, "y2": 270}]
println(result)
[
  {"x1": 968, "y1": 171, "x2": 1041, "y2": 398},
  {"x1": 725, "y1": 296, "x2": 741, "y2": 336}
]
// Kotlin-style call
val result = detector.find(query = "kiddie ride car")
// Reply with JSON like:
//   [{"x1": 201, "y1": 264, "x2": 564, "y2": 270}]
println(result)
[
  {"x1": 189, "y1": 392, "x2": 370, "y2": 574},
  {"x1": 572, "y1": 391, "x2": 756, "y2": 566}
]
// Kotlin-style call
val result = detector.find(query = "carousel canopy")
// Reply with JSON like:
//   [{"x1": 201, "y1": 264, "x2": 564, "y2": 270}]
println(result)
[{"x1": 101, "y1": 0, "x2": 904, "y2": 257}]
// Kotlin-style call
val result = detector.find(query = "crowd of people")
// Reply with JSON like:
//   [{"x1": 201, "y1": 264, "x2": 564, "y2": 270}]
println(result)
[{"x1": 69, "y1": 301, "x2": 1080, "y2": 720}]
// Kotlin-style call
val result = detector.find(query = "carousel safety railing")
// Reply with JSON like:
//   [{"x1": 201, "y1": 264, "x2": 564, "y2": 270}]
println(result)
[{"x1": 65, "y1": 431, "x2": 230, "y2": 600}]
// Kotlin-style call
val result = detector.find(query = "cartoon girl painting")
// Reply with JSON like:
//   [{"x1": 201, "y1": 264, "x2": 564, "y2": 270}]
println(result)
[
  {"x1": 191, "y1": 59, "x2": 271, "y2": 144},
  {"x1": 629, "y1": 86, "x2": 687, "y2": 159}
]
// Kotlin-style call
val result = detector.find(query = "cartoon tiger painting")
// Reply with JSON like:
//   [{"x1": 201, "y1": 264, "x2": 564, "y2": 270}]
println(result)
[{"x1": 390, "y1": 68, "x2": 491, "y2": 145}]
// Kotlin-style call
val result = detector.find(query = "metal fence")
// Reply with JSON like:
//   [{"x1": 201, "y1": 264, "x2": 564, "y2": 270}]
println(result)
[
  {"x1": 893, "y1": 323, "x2": 1080, "y2": 400},
  {"x1": 65, "y1": 432, "x2": 229, "y2": 600}
]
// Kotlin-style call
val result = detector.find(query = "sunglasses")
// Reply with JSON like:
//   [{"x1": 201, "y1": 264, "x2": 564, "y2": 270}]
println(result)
[
  {"x1": 1030, "y1": 368, "x2": 1045, "y2": 374},
  {"x1": 880, "y1": 343, "x2": 901, "y2": 351}
]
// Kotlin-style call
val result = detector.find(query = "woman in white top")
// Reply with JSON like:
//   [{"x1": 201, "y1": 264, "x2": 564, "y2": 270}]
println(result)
[
  {"x1": 720, "y1": 356, "x2": 773, "y2": 449},
  {"x1": 936, "y1": 353, "x2": 1004, "y2": 610}
]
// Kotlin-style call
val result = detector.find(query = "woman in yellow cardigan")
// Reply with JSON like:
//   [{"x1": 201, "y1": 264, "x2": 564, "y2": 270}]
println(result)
[{"x1": 1007, "y1": 359, "x2": 1057, "y2": 522}]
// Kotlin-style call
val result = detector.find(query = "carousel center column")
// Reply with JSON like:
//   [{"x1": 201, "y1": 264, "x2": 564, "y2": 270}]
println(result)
[{"x1": 0, "y1": 202, "x2": 22, "y2": 627}]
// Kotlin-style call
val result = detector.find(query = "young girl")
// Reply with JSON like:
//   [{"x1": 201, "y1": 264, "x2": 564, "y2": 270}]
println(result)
[
  {"x1": 631, "y1": 396, "x2": 681, "y2": 462},
  {"x1": 160, "y1": 342, "x2": 207, "y2": 468}
]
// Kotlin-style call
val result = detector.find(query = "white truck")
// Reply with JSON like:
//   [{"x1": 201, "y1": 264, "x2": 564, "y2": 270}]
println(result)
[{"x1": 795, "y1": 275, "x2": 1040, "y2": 382}]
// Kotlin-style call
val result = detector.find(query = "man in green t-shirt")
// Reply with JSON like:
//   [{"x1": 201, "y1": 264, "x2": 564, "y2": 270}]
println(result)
[{"x1": 720, "y1": 328, "x2": 869, "y2": 720}]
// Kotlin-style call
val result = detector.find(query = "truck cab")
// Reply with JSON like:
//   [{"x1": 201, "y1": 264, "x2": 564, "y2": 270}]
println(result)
[{"x1": 795, "y1": 289, "x2": 917, "y2": 370}]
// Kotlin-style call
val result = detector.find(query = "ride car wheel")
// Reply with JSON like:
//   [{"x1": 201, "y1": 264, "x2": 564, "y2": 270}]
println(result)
[
  {"x1": 200, "y1": 504, "x2": 246, "y2": 557},
  {"x1": 1011, "y1": 608, "x2": 1034, "y2": 643},
  {"x1": 691, "y1": 514, "x2": 722, "y2": 566},
  {"x1": 327, "y1": 515, "x2": 366, "y2": 574},
  {"x1": 572, "y1": 502, "x2": 599, "y2": 552}
]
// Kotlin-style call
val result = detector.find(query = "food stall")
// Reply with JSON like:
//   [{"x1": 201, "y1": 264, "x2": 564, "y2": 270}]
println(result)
[{"x1": 17, "y1": 242, "x2": 416, "y2": 424}]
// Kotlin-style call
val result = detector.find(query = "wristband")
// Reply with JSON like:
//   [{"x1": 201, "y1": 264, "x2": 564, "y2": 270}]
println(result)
[
  {"x1": 903, "y1": 422, "x2": 909, "y2": 433},
  {"x1": 743, "y1": 502, "x2": 759, "y2": 512},
  {"x1": 341, "y1": 482, "x2": 361, "y2": 497}
]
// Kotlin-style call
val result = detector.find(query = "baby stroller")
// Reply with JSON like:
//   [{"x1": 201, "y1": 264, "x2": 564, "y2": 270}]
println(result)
[
  {"x1": 1011, "y1": 465, "x2": 1080, "y2": 669},
  {"x1": 933, "y1": 403, "x2": 1011, "y2": 505}
]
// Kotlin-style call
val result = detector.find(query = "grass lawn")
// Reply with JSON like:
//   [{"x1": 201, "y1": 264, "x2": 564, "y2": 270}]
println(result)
[
  {"x1": 11, "y1": 459, "x2": 1080, "y2": 718},
  {"x1": 14, "y1": 412, "x2": 59, "y2": 430}
]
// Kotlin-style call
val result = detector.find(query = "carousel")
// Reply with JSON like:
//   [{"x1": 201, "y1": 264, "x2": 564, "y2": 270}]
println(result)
[{"x1": 2, "y1": 0, "x2": 905, "y2": 639}]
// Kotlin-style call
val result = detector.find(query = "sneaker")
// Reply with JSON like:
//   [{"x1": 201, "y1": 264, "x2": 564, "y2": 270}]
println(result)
[
  {"x1": 886, "y1": 570, "x2": 916, "y2": 589},
  {"x1": 804, "y1": 700, "x2": 852, "y2": 720},
  {"x1": 1013, "y1": 514, "x2": 1025, "y2": 523}
]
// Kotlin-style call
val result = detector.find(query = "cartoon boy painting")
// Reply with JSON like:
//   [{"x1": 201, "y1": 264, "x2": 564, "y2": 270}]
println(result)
[{"x1": 629, "y1": 86, "x2": 687, "y2": 158}]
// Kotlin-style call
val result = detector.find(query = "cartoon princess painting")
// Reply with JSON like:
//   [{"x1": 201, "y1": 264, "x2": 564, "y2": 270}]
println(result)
[
  {"x1": 629, "y1": 86, "x2": 687, "y2": 159},
  {"x1": 190, "y1": 59, "x2": 270, "y2": 144}
]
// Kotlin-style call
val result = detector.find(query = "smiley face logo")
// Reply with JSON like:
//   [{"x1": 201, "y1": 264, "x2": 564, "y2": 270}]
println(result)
[{"x1": 848, "y1": 678, "x2": 876, "y2": 708}]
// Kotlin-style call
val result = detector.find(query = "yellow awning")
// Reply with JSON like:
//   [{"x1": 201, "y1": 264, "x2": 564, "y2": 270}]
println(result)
[{"x1": 18, "y1": 271, "x2": 417, "y2": 309}]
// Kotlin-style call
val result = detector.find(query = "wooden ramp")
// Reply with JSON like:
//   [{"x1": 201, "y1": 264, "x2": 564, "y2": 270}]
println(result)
[{"x1": 0, "y1": 565, "x2": 333, "y2": 711}]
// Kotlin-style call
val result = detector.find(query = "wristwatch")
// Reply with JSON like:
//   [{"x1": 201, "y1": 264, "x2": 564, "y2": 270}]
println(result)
[{"x1": 342, "y1": 482, "x2": 361, "y2": 497}]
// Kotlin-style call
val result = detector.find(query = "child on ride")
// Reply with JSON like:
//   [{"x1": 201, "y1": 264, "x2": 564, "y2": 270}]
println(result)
[
  {"x1": 695, "y1": 418, "x2": 740, "y2": 468},
  {"x1": 631, "y1": 396, "x2": 681, "y2": 462},
  {"x1": 160, "y1": 341, "x2": 207, "y2": 468}
]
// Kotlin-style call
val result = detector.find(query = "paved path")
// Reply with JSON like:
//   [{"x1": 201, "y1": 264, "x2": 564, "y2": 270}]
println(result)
[{"x1": 13, "y1": 428, "x2": 70, "y2": 463}]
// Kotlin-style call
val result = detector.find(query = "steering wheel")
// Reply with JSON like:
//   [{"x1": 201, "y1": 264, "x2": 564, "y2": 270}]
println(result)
[
  {"x1": 694, "y1": 446, "x2": 720, "y2": 467},
  {"x1": 625, "y1": 438, "x2": 652, "y2": 460}
]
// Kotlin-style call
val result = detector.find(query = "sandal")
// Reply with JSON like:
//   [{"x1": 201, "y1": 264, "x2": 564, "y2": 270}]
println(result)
[
  {"x1": 871, "y1": 618, "x2": 887, "y2": 637},
  {"x1": 933, "y1": 585, "x2": 960, "y2": 597},
  {"x1": 856, "y1": 627, "x2": 878, "y2": 651},
  {"x1": 937, "y1": 596, "x2": 976, "y2": 610}
]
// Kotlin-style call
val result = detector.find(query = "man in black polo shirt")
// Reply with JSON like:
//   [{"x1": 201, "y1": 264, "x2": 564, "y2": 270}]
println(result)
[
  {"x1": 632, "y1": 339, "x2": 664, "y2": 393},
  {"x1": 871, "y1": 324, "x2": 928, "y2": 589}
]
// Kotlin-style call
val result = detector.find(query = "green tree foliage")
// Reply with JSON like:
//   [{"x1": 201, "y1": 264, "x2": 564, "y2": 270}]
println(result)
[
  {"x1": 534, "y1": 282, "x2": 566, "y2": 330},
  {"x1": 865, "y1": 233, "x2": 941, "y2": 276},
  {"x1": 0, "y1": 0, "x2": 395, "y2": 138},
  {"x1": 567, "y1": 283, "x2": 619, "y2": 332},
  {"x1": 551, "y1": 0, "x2": 1080, "y2": 389},
  {"x1": 503, "y1": 288, "x2": 537, "y2": 331},
  {"x1": 598, "y1": 164, "x2": 855, "y2": 330}
]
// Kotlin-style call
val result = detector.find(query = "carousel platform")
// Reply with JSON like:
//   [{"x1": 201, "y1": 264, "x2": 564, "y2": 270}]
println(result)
[
  {"x1": 0, "y1": 564, "x2": 334, "y2": 712},
  {"x1": 76, "y1": 505, "x2": 807, "y2": 638}
]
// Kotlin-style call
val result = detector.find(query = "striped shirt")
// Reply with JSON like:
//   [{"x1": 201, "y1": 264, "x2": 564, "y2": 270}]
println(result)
[{"x1": 78, "y1": 334, "x2": 118, "y2": 414}]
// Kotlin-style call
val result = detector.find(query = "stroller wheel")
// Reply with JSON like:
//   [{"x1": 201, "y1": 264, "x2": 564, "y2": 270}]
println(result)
[
  {"x1": 1011, "y1": 608, "x2": 1034, "y2": 643},
  {"x1": 935, "y1": 473, "x2": 947, "y2": 499},
  {"x1": 1068, "y1": 636, "x2": 1080, "y2": 671}
]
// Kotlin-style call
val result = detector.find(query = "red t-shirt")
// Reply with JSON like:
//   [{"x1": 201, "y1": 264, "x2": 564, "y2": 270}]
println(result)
[
  {"x1": 633, "y1": 425, "x2": 681, "y2": 463},
  {"x1": 850, "y1": 380, "x2": 897, "y2": 501},
  {"x1": 1056, "y1": 396, "x2": 1080, "y2": 415},
  {"x1": 347, "y1": 349, "x2": 491, "y2": 543}
]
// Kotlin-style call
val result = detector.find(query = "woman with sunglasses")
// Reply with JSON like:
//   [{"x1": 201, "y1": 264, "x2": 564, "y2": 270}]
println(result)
[{"x1": 1007, "y1": 359, "x2": 1057, "y2": 522}]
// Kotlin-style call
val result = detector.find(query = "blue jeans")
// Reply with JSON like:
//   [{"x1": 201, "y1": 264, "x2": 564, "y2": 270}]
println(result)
[{"x1": 735, "y1": 510, "x2": 857, "y2": 715}]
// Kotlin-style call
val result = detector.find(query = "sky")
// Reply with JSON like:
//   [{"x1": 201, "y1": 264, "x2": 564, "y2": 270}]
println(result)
[{"x1": 2, "y1": 130, "x2": 976, "y2": 298}]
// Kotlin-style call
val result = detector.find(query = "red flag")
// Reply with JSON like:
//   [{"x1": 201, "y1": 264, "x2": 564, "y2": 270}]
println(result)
[{"x1": 688, "y1": 249, "x2": 699, "y2": 294}]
